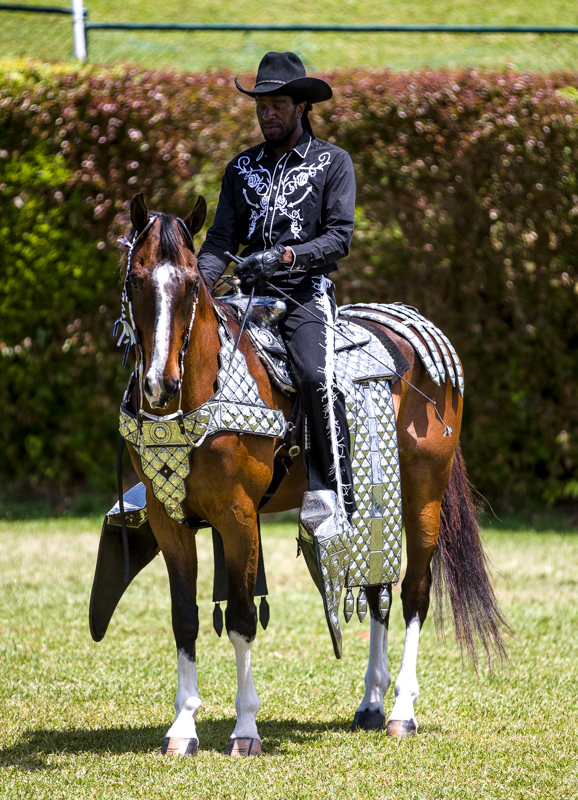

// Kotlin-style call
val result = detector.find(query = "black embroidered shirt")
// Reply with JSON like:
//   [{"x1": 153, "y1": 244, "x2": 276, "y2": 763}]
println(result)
[{"x1": 197, "y1": 131, "x2": 356, "y2": 287}]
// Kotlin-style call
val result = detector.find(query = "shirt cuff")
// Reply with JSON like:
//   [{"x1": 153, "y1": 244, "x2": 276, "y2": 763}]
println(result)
[{"x1": 287, "y1": 245, "x2": 309, "y2": 271}]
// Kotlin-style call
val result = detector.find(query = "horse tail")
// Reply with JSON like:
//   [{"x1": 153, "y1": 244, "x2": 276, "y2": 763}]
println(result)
[{"x1": 431, "y1": 442, "x2": 510, "y2": 669}]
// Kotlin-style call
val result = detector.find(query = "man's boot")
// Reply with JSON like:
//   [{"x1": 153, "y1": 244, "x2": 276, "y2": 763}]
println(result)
[{"x1": 298, "y1": 489, "x2": 351, "y2": 658}]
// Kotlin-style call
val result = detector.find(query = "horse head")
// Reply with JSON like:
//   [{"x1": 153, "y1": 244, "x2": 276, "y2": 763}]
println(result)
[{"x1": 123, "y1": 192, "x2": 207, "y2": 409}]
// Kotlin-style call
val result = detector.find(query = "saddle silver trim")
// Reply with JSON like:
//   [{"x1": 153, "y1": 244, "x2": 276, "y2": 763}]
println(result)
[
  {"x1": 221, "y1": 293, "x2": 296, "y2": 394},
  {"x1": 297, "y1": 324, "x2": 403, "y2": 657},
  {"x1": 339, "y1": 303, "x2": 464, "y2": 397}
]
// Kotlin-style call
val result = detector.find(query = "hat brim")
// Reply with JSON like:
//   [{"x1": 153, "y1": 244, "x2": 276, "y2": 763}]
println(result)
[{"x1": 235, "y1": 76, "x2": 332, "y2": 104}]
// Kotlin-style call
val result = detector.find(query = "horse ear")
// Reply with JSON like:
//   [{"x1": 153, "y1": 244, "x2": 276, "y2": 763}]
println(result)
[
  {"x1": 130, "y1": 193, "x2": 149, "y2": 233},
  {"x1": 183, "y1": 196, "x2": 207, "y2": 237}
]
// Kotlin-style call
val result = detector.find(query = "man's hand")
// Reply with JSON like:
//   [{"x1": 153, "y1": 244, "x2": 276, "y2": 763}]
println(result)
[{"x1": 233, "y1": 243, "x2": 287, "y2": 287}]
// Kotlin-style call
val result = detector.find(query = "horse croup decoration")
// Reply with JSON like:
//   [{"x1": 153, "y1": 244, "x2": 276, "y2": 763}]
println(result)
[{"x1": 90, "y1": 194, "x2": 508, "y2": 758}]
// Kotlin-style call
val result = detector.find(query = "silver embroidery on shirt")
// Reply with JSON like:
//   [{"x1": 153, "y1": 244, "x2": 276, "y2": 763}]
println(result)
[{"x1": 234, "y1": 151, "x2": 331, "y2": 240}]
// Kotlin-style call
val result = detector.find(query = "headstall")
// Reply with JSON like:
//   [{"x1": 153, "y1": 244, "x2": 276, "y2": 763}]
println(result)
[
  {"x1": 114, "y1": 218, "x2": 286, "y2": 528},
  {"x1": 114, "y1": 215, "x2": 201, "y2": 526}
]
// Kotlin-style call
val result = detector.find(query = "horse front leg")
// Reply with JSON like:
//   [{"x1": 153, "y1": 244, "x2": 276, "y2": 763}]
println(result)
[
  {"x1": 352, "y1": 585, "x2": 392, "y2": 730},
  {"x1": 147, "y1": 501, "x2": 202, "y2": 756},
  {"x1": 214, "y1": 495, "x2": 262, "y2": 757}
]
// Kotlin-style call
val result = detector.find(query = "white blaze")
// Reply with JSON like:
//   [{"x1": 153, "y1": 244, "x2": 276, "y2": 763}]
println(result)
[{"x1": 145, "y1": 262, "x2": 179, "y2": 403}]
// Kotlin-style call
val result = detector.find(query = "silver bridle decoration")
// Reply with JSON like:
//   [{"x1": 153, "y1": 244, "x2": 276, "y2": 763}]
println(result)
[
  {"x1": 114, "y1": 214, "x2": 158, "y2": 367},
  {"x1": 115, "y1": 215, "x2": 200, "y2": 404}
]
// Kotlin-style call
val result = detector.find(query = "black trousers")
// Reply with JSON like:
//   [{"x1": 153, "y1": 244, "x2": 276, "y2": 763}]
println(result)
[{"x1": 268, "y1": 274, "x2": 356, "y2": 519}]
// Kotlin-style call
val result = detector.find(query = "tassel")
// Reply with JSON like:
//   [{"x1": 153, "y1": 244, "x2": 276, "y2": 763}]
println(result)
[
  {"x1": 357, "y1": 587, "x2": 367, "y2": 622},
  {"x1": 259, "y1": 597, "x2": 270, "y2": 630},
  {"x1": 378, "y1": 585, "x2": 391, "y2": 620},
  {"x1": 343, "y1": 588, "x2": 354, "y2": 623},
  {"x1": 111, "y1": 318, "x2": 121, "y2": 339},
  {"x1": 212, "y1": 602, "x2": 223, "y2": 637},
  {"x1": 122, "y1": 340, "x2": 131, "y2": 367}
]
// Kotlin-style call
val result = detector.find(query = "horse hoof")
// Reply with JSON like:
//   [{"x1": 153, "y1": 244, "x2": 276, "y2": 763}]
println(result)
[
  {"x1": 161, "y1": 737, "x2": 199, "y2": 756},
  {"x1": 224, "y1": 737, "x2": 262, "y2": 757},
  {"x1": 351, "y1": 710, "x2": 386, "y2": 731},
  {"x1": 386, "y1": 719, "x2": 417, "y2": 739}
]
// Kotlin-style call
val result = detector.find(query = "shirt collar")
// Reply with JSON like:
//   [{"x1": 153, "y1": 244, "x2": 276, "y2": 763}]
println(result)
[
  {"x1": 256, "y1": 130, "x2": 314, "y2": 162},
  {"x1": 293, "y1": 130, "x2": 314, "y2": 159}
]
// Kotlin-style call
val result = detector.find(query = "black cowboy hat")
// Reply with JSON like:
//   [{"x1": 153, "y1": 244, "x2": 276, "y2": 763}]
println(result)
[{"x1": 235, "y1": 51, "x2": 332, "y2": 104}]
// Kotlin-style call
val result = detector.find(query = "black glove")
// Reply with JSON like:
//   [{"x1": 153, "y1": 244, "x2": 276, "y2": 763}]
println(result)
[{"x1": 233, "y1": 243, "x2": 286, "y2": 287}]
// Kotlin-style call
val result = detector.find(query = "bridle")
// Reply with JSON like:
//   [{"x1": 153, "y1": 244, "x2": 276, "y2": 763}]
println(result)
[
  {"x1": 114, "y1": 214, "x2": 200, "y2": 582},
  {"x1": 115, "y1": 214, "x2": 200, "y2": 412}
]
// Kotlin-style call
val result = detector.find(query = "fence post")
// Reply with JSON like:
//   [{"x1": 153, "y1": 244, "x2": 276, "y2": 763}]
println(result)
[{"x1": 72, "y1": 0, "x2": 87, "y2": 61}]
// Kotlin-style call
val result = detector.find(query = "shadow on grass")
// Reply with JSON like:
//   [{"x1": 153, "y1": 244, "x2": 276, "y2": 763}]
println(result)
[{"x1": 0, "y1": 717, "x2": 353, "y2": 769}]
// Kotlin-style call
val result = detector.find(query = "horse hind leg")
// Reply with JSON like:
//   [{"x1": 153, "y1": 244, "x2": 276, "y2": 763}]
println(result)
[
  {"x1": 351, "y1": 585, "x2": 392, "y2": 731},
  {"x1": 386, "y1": 611, "x2": 421, "y2": 738},
  {"x1": 386, "y1": 486, "x2": 443, "y2": 738}
]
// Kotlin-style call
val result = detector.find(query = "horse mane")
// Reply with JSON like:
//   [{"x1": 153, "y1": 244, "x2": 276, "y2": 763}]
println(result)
[
  {"x1": 151, "y1": 212, "x2": 190, "y2": 262},
  {"x1": 123, "y1": 211, "x2": 193, "y2": 265},
  {"x1": 124, "y1": 211, "x2": 236, "y2": 317}
]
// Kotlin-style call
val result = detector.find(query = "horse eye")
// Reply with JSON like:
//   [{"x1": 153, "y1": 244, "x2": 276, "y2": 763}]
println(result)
[{"x1": 128, "y1": 276, "x2": 141, "y2": 292}]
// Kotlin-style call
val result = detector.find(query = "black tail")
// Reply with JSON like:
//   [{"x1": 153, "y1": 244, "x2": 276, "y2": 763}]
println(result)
[{"x1": 432, "y1": 443, "x2": 510, "y2": 669}]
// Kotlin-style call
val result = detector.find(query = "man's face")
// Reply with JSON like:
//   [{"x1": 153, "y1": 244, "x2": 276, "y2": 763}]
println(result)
[{"x1": 255, "y1": 95, "x2": 304, "y2": 146}]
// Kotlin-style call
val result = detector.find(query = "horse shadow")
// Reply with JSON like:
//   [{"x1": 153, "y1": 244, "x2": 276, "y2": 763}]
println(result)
[{"x1": 0, "y1": 717, "x2": 359, "y2": 770}]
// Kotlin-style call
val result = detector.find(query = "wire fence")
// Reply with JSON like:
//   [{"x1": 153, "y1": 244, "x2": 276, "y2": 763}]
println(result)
[
  {"x1": 2, "y1": 3, "x2": 578, "y2": 73},
  {"x1": 0, "y1": 4, "x2": 76, "y2": 62}
]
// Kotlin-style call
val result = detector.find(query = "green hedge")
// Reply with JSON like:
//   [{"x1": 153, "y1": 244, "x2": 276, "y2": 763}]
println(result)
[{"x1": 1, "y1": 63, "x2": 577, "y2": 508}]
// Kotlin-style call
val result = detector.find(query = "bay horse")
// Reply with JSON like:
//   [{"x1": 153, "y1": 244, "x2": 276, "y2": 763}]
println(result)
[{"x1": 117, "y1": 193, "x2": 507, "y2": 756}]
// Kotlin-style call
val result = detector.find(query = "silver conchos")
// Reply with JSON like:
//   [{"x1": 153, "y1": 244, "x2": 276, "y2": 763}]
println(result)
[{"x1": 119, "y1": 317, "x2": 287, "y2": 524}]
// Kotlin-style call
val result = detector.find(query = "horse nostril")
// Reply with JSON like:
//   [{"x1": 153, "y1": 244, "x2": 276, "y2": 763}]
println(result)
[
  {"x1": 144, "y1": 376, "x2": 152, "y2": 396},
  {"x1": 164, "y1": 377, "x2": 179, "y2": 398}
]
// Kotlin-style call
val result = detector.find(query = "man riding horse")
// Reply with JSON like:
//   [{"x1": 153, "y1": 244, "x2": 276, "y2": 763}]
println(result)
[
  {"x1": 197, "y1": 50, "x2": 357, "y2": 538},
  {"x1": 90, "y1": 54, "x2": 507, "y2": 752}
]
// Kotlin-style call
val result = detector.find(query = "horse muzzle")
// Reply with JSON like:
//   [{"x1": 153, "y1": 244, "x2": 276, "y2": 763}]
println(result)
[{"x1": 144, "y1": 372, "x2": 180, "y2": 409}]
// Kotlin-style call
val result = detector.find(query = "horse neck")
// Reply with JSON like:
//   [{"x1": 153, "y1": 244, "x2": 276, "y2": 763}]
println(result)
[{"x1": 180, "y1": 279, "x2": 222, "y2": 409}]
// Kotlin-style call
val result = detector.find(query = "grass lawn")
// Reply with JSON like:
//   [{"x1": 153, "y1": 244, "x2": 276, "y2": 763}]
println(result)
[
  {"x1": 1, "y1": 513, "x2": 577, "y2": 799},
  {"x1": 2, "y1": 0, "x2": 578, "y2": 72}
]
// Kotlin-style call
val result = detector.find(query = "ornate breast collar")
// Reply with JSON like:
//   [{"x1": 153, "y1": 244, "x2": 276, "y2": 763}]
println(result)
[{"x1": 119, "y1": 313, "x2": 287, "y2": 525}]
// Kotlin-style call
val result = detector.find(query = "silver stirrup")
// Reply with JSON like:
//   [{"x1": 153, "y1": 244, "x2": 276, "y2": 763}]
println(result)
[{"x1": 298, "y1": 490, "x2": 351, "y2": 659}]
